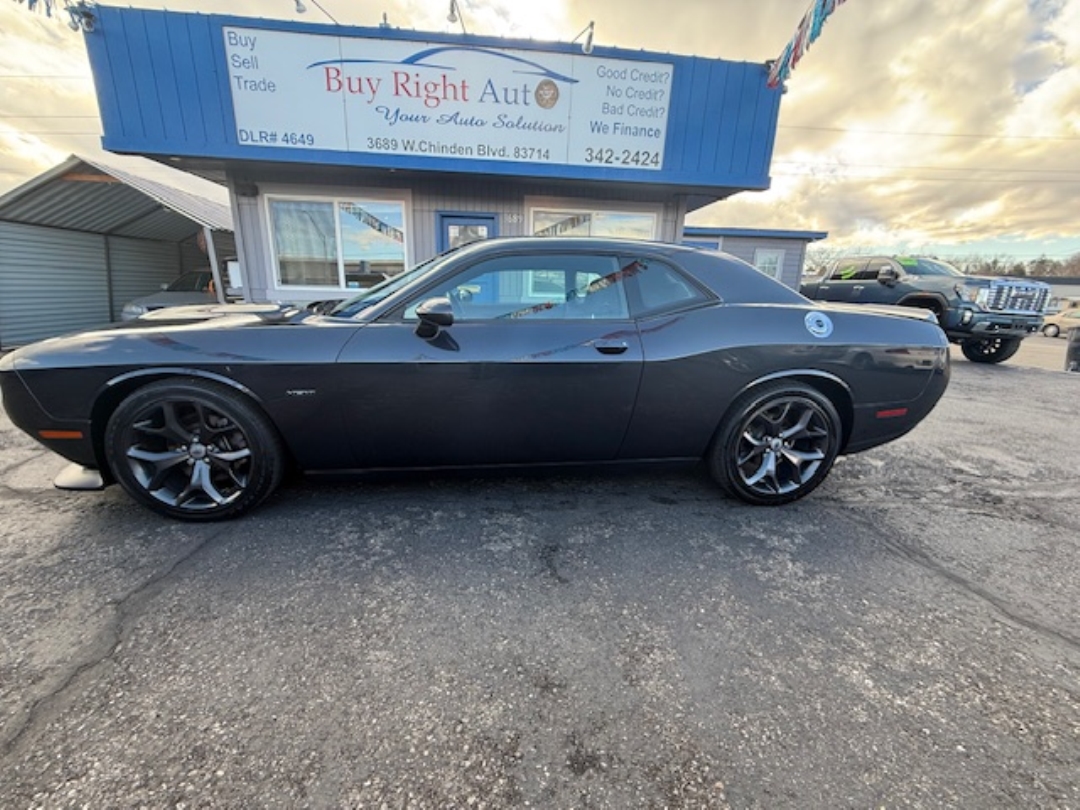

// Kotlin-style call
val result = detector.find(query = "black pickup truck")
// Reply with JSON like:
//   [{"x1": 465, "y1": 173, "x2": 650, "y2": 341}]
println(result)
[{"x1": 801, "y1": 256, "x2": 1050, "y2": 363}]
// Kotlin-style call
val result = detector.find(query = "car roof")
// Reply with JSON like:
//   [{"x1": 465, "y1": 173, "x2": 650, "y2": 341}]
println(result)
[
  {"x1": 433, "y1": 236, "x2": 805, "y2": 306},
  {"x1": 447, "y1": 235, "x2": 686, "y2": 256}
]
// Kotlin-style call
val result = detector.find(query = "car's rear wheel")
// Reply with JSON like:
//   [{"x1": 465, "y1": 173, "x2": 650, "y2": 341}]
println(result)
[
  {"x1": 709, "y1": 382, "x2": 842, "y2": 506},
  {"x1": 960, "y1": 337, "x2": 1021, "y2": 364},
  {"x1": 1043, "y1": 324, "x2": 1060, "y2": 338},
  {"x1": 104, "y1": 379, "x2": 284, "y2": 521}
]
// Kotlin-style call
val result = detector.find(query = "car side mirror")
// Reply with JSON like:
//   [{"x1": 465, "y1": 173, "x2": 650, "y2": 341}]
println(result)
[
  {"x1": 878, "y1": 267, "x2": 900, "y2": 286},
  {"x1": 415, "y1": 297, "x2": 454, "y2": 339}
]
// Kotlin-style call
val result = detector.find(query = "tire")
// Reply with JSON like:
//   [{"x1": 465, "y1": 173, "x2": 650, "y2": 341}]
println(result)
[
  {"x1": 104, "y1": 379, "x2": 284, "y2": 521},
  {"x1": 1043, "y1": 324, "x2": 1060, "y2": 338},
  {"x1": 709, "y1": 382, "x2": 842, "y2": 506},
  {"x1": 960, "y1": 337, "x2": 1021, "y2": 364}
]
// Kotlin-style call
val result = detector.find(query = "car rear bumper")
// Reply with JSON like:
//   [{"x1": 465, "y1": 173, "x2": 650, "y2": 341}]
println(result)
[{"x1": 844, "y1": 354, "x2": 950, "y2": 454}]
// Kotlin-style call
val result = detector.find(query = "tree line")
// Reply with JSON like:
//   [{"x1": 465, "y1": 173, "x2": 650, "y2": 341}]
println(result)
[{"x1": 806, "y1": 249, "x2": 1080, "y2": 278}]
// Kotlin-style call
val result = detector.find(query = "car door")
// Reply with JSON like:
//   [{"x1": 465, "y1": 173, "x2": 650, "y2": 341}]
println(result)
[
  {"x1": 334, "y1": 251, "x2": 644, "y2": 468},
  {"x1": 814, "y1": 258, "x2": 869, "y2": 302},
  {"x1": 850, "y1": 258, "x2": 901, "y2": 304}
]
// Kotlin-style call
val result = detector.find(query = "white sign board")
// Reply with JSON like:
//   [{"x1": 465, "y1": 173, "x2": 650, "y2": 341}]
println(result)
[{"x1": 223, "y1": 27, "x2": 673, "y2": 171}]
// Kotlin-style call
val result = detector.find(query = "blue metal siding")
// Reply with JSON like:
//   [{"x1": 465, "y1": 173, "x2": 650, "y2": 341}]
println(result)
[
  {"x1": 84, "y1": 6, "x2": 780, "y2": 192},
  {"x1": 149, "y1": 13, "x2": 191, "y2": 143},
  {"x1": 662, "y1": 56, "x2": 695, "y2": 175}
]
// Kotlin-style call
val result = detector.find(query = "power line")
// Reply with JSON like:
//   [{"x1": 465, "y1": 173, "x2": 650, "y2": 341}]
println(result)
[
  {"x1": 779, "y1": 124, "x2": 1080, "y2": 142},
  {"x1": 1, "y1": 130, "x2": 101, "y2": 135},
  {"x1": 0, "y1": 74, "x2": 92, "y2": 80},
  {"x1": 1, "y1": 114, "x2": 98, "y2": 119},
  {"x1": 772, "y1": 172, "x2": 1080, "y2": 185},
  {"x1": 774, "y1": 160, "x2": 1080, "y2": 175}
]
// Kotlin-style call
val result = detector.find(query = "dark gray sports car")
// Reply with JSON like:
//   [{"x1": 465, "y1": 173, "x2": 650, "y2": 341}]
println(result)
[{"x1": 0, "y1": 237, "x2": 950, "y2": 520}]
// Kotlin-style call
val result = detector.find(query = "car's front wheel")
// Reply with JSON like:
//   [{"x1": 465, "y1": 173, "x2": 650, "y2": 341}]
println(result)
[
  {"x1": 104, "y1": 379, "x2": 284, "y2": 520},
  {"x1": 960, "y1": 337, "x2": 1021, "y2": 364},
  {"x1": 709, "y1": 382, "x2": 842, "y2": 506},
  {"x1": 1043, "y1": 324, "x2": 1060, "y2": 338}
]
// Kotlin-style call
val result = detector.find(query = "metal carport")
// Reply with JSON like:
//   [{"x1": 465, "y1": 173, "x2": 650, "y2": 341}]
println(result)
[{"x1": 0, "y1": 155, "x2": 234, "y2": 349}]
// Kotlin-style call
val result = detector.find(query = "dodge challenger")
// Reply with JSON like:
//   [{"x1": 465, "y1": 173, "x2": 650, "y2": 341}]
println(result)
[{"x1": 0, "y1": 237, "x2": 950, "y2": 520}]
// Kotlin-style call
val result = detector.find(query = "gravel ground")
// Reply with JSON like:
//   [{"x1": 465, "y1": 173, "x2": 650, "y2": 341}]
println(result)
[{"x1": 0, "y1": 349, "x2": 1077, "y2": 808}]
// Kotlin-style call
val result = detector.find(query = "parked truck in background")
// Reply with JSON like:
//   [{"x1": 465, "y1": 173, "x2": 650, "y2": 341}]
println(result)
[{"x1": 800, "y1": 256, "x2": 1051, "y2": 364}]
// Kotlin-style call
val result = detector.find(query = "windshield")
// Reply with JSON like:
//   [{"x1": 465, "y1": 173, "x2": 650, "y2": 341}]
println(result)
[
  {"x1": 328, "y1": 249, "x2": 458, "y2": 318},
  {"x1": 899, "y1": 257, "x2": 964, "y2": 277},
  {"x1": 166, "y1": 271, "x2": 211, "y2": 292}
]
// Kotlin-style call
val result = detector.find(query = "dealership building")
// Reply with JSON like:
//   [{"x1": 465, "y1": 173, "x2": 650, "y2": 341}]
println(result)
[
  {"x1": 0, "y1": 5, "x2": 829, "y2": 348},
  {"x1": 75, "y1": 5, "x2": 815, "y2": 294}
]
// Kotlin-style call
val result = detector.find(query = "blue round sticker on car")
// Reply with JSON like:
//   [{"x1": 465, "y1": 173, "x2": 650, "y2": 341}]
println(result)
[{"x1": 805, "y1": 311, "x2": 833, "y2": 338}]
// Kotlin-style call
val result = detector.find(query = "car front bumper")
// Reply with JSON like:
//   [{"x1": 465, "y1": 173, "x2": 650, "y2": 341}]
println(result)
[
  {"x1": 945, "y1": 311, "x2": 1043, "y2": 341},
  {"x1": 0, "y1": 363, "x2": 99, "y2": 469}
]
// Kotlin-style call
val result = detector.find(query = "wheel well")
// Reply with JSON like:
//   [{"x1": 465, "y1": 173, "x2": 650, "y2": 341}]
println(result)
[
  {"x1": 88, "y1": 373, "x2": 295, "y2": 477},
  {"x1": 898, "y1": 296, "x2": 946, "y2": 319},
  {"x1": 713, "y1": 374, "x2": 855, "y2": 454},
  {"x1": 788, "y1": 374, "x2": 854, "y2": 449}
]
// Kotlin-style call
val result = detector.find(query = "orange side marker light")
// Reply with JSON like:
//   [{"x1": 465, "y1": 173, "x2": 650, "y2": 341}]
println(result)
[{"x1": 39, "y1": 430, "x2": 84, "y2": 440}]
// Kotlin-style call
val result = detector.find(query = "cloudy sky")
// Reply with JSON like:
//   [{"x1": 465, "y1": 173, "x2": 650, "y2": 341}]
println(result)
[{"x1": 2, "y1": 0, "x2": 1079, "y2": 260}]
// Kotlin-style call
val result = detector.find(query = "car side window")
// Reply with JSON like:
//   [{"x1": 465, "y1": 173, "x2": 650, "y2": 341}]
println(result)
[
  {"x1": 831, "y1": 259, "x2": 867, "y2": 281},
  {"x1": 863, "y1": 259, "x2": 894, "y2": 281},
  {"x1": 404, "y1": 253, "x2": 630, "y2": 321},
  {"x1": 629, "y1": 257, "x2": 708, "y2": 315}
]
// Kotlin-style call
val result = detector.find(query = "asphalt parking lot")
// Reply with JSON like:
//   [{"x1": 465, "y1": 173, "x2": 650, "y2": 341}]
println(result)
[{"x1": 1, "y1": 337, "x2": 1077, "y2": 808}]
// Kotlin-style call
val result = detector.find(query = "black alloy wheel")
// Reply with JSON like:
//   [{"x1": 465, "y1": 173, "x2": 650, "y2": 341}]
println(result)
[
  {"x1": 960, "y1": 337, "x2": 1021, "y2": 364},
  {"x1": 710, "y1": 382, "x2": 842, "y2": 506},
  {"x1": 104, "y1": 379, "x2": 284, "y2": 520}
]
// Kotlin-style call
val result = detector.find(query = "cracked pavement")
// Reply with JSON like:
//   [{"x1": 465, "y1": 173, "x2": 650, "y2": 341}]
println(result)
[{"x1": 1, "y1": 350, "x2": 1078, "y2": 808}]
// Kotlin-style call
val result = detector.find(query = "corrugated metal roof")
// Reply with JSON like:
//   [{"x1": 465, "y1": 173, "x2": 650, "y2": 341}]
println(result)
[
  {"x1": 684, "y1": 225, "x2": 829, "y2": 242},
  {"x1": 0, "y1": 154, "x2": 232, "y2": 241}
]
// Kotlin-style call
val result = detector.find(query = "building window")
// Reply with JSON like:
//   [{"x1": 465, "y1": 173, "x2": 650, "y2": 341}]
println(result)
[
  {"x1": 269, "y1": 196, "x2": 407, "y2": 289},
  {"x1": 531, "y1": 207, "x2": 658, "y2": 240},
  {"x1": 753, "y1": 248, "x2": 785, "y2": 280}
]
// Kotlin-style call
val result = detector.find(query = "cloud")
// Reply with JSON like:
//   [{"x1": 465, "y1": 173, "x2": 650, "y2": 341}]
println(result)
[
  {"x1": 0, "y1": 7, "x2": 101, "y2": 184},
  {"x1": 686, "y1": 0, "x2": 1080, "y2": 256},
  {"x1": 1, "y1": 0, "x2": 1078, "y2": 257}
]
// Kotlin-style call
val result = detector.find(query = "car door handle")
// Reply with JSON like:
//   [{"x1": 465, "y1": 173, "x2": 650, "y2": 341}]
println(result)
[
  {"x1": 852, "y1": 284, "x2": 864, "y2": 293},
  {"x1": 593, "y1": 340, "x2": 629, "y2": 355}
]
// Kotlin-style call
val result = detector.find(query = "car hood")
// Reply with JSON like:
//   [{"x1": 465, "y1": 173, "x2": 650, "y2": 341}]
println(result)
[
  {"x1": 134, "y1": 302, "x2": 301, "y2": 322},
  {"x1": 4, "y1": 303, "x2": 316, "y2": 369}
]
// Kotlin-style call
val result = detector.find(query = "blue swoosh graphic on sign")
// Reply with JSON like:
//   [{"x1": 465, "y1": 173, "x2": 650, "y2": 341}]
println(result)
[{"x1": 307, "y1": 46, "x2": 579, "y2": 84}]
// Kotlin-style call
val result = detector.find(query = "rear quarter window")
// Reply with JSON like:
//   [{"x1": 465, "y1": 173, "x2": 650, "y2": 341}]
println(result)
[
  {"x1": 630, "y1": 258, "x2": 709, "y2": 315},
  {"x1": 676, "y1": 249, "x2": 805, "y2": 305}
]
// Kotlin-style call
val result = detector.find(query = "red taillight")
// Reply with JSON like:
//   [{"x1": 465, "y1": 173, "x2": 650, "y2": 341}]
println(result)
[{"x1": 875, "y1": 408, "x2": 908, "y2": 419}]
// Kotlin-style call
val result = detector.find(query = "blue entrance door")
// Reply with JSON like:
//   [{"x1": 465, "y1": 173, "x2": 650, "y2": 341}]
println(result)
[{"x1": 437, "y1": 213, "x2": 498, "y2": 253}]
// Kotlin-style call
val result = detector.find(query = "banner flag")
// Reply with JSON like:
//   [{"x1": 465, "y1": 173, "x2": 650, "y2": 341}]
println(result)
[
  {"x1": 767, "y1": 0, "x2": 848, "y2": 89},
  {"x1": 340, "y1": 203, "x2": 405, "y2": 243},
  {"x1": 12, "y1": 0, "x2": 58, "y2": 17}
]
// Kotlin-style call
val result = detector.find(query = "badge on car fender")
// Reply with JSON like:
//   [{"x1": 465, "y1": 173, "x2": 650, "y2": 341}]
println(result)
[{"x1": 805, "y1": 311, "x2": 833, "y2": 338}]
